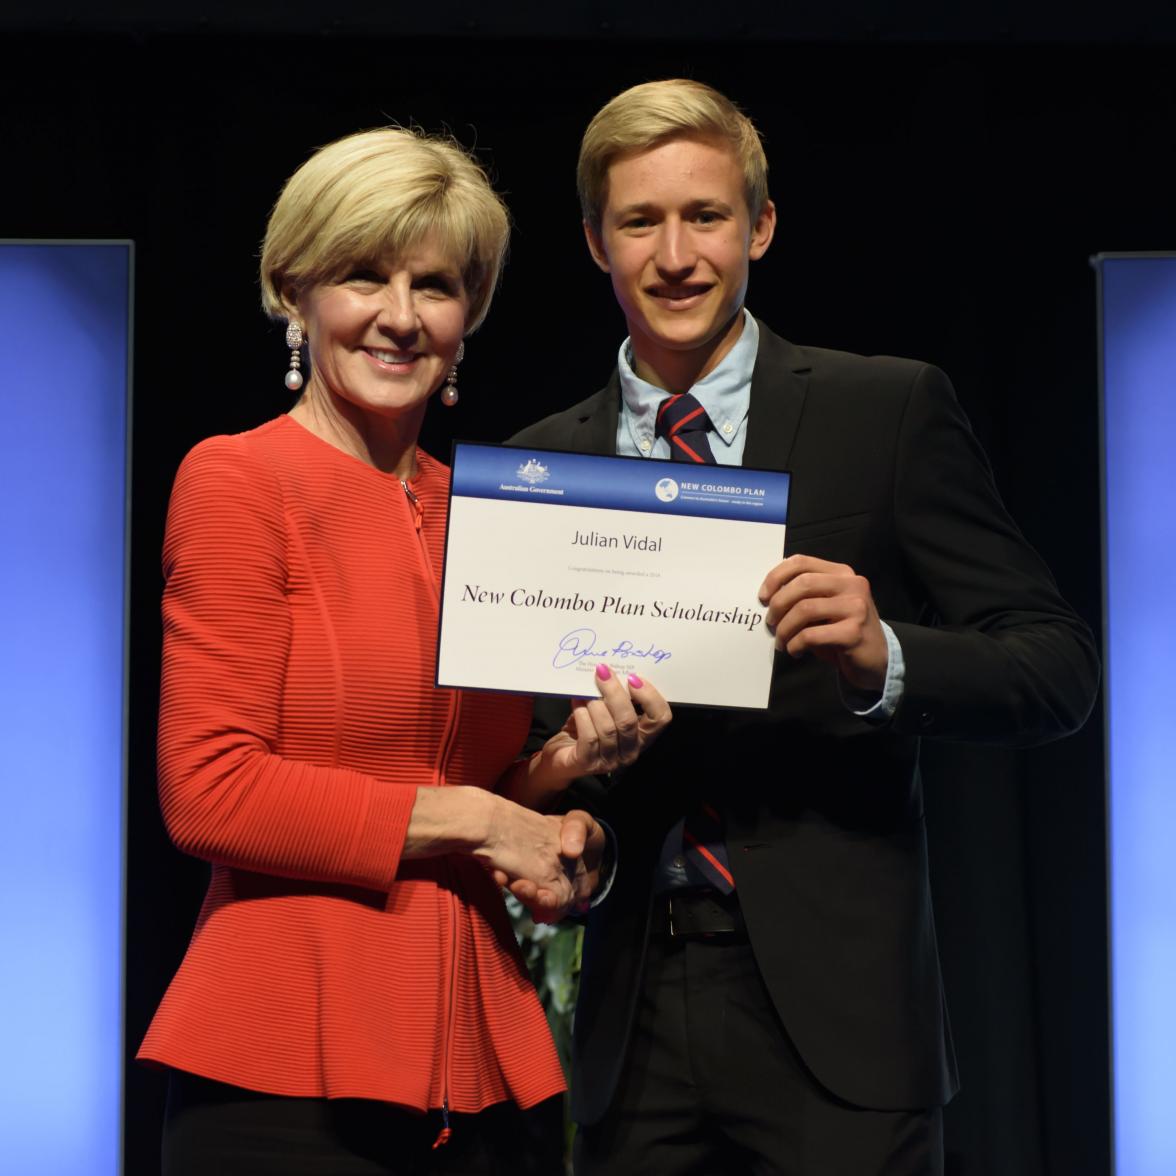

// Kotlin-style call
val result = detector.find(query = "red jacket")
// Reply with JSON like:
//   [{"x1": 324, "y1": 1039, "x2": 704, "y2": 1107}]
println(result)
[{"x1": 138, "y1": 416, "x2": 565, "y2": 1113}]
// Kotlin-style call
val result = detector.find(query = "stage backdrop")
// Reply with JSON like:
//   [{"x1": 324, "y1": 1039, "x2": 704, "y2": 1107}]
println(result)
[
  {"x1": 0, "y1": 242, "x2": 132, "y2": 1176},
  {"x1": 1098, "y1": 252, "x2": 1176, "y2": 1176}
]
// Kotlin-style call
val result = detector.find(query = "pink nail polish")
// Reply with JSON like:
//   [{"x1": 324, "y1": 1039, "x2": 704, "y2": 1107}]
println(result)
[
  {"x1": 596, "y1": 663, "x2": 612, "y2": 681},
  {"x1": 628, "y1": 673, "x2": 644, "y2": 688}
]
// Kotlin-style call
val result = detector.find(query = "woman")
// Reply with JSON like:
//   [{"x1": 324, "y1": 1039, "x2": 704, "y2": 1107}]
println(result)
[{"x1": 138, "y1": 127, "x2": 670, "y2": 1174}]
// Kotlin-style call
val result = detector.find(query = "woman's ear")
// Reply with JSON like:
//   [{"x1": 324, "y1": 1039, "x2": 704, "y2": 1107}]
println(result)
[{"x1": 278, "y1": 282, "x2": 302, "y2": 323}]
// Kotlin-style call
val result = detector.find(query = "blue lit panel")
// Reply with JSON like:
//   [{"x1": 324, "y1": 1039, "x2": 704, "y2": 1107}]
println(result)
[
  {"x1": 0, "y1": 243, "x2": 131, "y2": 1176},
  {"x1": 1100, "y1": 253, "x2": 1176, "y2": 1176}
]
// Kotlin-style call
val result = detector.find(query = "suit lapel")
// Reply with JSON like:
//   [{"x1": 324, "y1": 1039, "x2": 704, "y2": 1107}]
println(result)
[
  {"x1": 556, "y1": 324, "x2": 807, "y2": 466},
  {"x1": 741, "y1": 319, "x2": 810, "y2": 472},
  {"x1": 567, "y1": 373, "x2": 622, "y2": 455}
]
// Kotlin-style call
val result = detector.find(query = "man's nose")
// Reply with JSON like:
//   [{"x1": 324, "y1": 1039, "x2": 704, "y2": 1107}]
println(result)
[{"x1": 654, "y1": 221, "x2": 697, "y2": 276}]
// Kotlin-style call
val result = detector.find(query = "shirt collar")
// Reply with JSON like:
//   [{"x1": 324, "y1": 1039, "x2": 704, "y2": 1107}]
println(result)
[{"x1": 617, "y1": 310, "x2": 759, "y2": 454}]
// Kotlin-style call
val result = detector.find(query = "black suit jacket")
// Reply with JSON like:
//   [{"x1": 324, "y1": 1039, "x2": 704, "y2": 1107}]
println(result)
[{"x1": 508, "y1": 322, "x2": 1098, "y2": 1122}]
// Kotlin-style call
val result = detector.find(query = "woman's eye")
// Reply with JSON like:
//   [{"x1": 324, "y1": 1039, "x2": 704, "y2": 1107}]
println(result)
[
  {"x1": 418, "y1": 275, "x2": 459, "y2": 296},
  {"x1": 345, "y1": 269, "x2": 383, "y2": 284}
]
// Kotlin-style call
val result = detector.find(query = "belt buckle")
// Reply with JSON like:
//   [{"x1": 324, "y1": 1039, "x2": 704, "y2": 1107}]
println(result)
[{"x1": 667, "y1": 891, "x2": 737, "y2": 939}]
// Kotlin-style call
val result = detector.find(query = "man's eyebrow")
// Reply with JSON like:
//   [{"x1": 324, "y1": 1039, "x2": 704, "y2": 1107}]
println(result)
[
  {"x1": 611, "y1": 202, "x2": 659, "y2": 218},
  {"x1": 610, "y1": 198, "x2": 736, "y2": 218},
  {"x1": 687, "y1": 198, "x2": 736, "y2": 214}
]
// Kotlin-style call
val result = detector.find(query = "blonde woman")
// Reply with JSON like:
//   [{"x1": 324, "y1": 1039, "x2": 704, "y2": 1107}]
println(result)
[{"x1": 139, "y1": 127, "x2": 670, "y2": 1175}]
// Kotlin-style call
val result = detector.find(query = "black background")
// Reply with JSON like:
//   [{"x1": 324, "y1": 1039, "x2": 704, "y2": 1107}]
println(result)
[{"x1": 4, "y1": 6, "x2": 1173, "y2": 1173}]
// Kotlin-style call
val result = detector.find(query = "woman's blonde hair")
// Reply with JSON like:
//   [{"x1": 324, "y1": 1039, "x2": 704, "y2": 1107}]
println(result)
[
  {"x1": 577, "y1": 79, "x2": 769, "y2": 231},
  {"x1": 260, "y1": 127, "x2": 509, "y2": 331}
]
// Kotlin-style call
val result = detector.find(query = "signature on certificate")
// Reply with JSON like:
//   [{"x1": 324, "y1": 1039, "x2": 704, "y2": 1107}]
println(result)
[{"x1": 552, "y1": 627, "x2": 673, "y2": 669}]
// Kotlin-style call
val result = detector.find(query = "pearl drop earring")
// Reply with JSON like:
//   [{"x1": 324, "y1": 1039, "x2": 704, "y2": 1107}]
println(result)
[
  {"x1": 285, "y1": 321, "x2": 305, "y2": 391},
  {"x1": 441, "y1": 341, "x2": 465, "y2": 407}
]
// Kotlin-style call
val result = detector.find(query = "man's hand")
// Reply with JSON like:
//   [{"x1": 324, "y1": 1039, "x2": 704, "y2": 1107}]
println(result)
[{"x1": 758, "y1": 554, "x2": 888, "y2": 693}]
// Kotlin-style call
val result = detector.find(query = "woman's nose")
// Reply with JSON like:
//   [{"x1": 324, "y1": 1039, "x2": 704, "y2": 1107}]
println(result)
[{"x1": 376, "y1": 282, "x2": 419, "y2": 336}]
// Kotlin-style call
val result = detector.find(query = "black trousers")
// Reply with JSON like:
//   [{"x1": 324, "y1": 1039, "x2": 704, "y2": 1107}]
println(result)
[
  {"x1": 162, "y1": 1070, "x2": 566, "y2": 1176},
  {"x1": 575, "y1": 934, "x2": 943, "y2": 1176}
]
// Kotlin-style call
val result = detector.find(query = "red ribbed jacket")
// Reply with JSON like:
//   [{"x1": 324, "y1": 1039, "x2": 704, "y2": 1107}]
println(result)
[{"x1": 137, "y1": 415, "x2": 566, "y2": 1113}]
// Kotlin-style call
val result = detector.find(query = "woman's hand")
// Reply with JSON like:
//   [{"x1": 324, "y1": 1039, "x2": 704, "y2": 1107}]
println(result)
[
  {"x1": 538, "y1": 664, "x2": 672, "y2": 782},
  {"x1": 492, "y1": 809, "x2": 607, "y2": 924},
  {"x1": 405, "y1": 788, "x2": 598, "y2": 918},
  {"x1": 484, "y1": 668, "x2": 670, "y2": 920},
  {"x1": 471, "y1": 793, "x2": 580, "y2": 915}
]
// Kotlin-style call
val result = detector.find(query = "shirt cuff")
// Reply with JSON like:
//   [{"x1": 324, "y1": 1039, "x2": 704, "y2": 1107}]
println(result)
[
  {"x1": 840, "y1": 620, "x2": 905, "y2": 722},
  {"x1": 587, "y1": 819, "x2": 618, "y2": 909}
]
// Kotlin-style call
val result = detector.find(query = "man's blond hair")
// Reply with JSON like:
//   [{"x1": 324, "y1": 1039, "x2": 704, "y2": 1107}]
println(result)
[
  {"x1": 577, "y1": 79, "x2": 769, "y2": 230},
  {"x1": 260, "y1": 127, "x2": 509, "y2": 332}
]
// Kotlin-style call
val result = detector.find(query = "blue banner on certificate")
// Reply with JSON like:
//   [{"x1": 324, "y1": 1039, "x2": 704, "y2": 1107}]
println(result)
[{"x1": 437, "y1": 443, "x2": 791, "y2": 709}]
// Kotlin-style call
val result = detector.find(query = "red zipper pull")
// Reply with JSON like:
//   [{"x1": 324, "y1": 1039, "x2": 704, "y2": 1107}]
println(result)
[
  {"x1": 401, "y1": 479, "x2": 423, "y2": 532},
  {"x1": 432, "y1": 1101, "x2": 452, "y2": 1149}
]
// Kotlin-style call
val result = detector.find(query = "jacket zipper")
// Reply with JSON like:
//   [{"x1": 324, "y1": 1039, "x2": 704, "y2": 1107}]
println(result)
[
  {"x1": 402, "y1": 478, "x2": 462, "y2": 1149},
  {"x1": 432, "y1": 888, "x2": 460, "y2": 1150}
]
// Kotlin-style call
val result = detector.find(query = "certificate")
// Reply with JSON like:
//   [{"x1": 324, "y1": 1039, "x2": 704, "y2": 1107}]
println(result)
[{"x1": 436, "y1": 443, "x2": 791, "y2": 709}]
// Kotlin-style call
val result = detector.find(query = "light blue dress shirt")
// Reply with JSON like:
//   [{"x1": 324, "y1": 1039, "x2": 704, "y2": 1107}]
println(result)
[{"x1": 616, "y1": 310, "x2": 759, "y2": 464}]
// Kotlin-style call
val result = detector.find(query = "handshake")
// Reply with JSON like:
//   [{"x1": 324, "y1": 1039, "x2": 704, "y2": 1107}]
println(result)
[
  {"x1": 478, "y1": 804, "x2": 608, "y2": 924},
  {"x1": 409, "y1": 665, "x2": 669, "y2": 922},
  {"x1": 474, "y1": 663, "x2": 671, "y2": 922}
]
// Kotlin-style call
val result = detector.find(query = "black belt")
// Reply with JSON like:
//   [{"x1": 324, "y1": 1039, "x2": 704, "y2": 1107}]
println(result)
[{"x1": 651, "y1": 888, "x2": 747, "y2": 940}]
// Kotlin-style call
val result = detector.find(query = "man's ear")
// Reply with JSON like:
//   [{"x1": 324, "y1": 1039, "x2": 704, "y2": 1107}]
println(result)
[
  {"x1": 583, "y1": 220, "x2": 612, "y2": 274},
  {"x1": 748, "y1": 199, "x2": 777, "y2": 261}
]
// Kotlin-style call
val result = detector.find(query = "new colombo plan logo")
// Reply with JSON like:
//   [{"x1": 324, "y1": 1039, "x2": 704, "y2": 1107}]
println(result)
[
  {"x1": 654, "y1": 476, "x2": 679, "y2": 503},
  {"x1": 516, "y1": 459, "x2": 550, "y2": 485}
]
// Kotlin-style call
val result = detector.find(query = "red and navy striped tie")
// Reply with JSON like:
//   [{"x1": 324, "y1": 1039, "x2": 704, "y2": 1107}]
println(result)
[
  {"x1": 654, "y1": 392, "x2": 735, "y2": 894},
  {"x1": 655, "y1": 392, "x2": 718, "y2": 464},
  {"x1": 682, "y1": 802, "x2": 735, "y2": 894}
]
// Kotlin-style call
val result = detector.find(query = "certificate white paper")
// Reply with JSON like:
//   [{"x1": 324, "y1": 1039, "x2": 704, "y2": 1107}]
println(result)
[{"x1": 436, "y1": 444, "x2": 791, "y2": 709}]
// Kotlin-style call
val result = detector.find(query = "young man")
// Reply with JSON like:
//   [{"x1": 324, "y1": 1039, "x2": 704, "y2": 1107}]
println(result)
[{"x1": 511, "y1": 80, "x2": 1098, "y2": 1175}]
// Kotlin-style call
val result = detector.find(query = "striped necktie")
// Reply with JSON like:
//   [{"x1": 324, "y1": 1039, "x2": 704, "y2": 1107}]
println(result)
[
  {"x1": 654, "y1": 391, "x2": 735, "y2": 894},
  {"x1": 654, "y1": 392, "x2": 717, "y2": 464}
]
